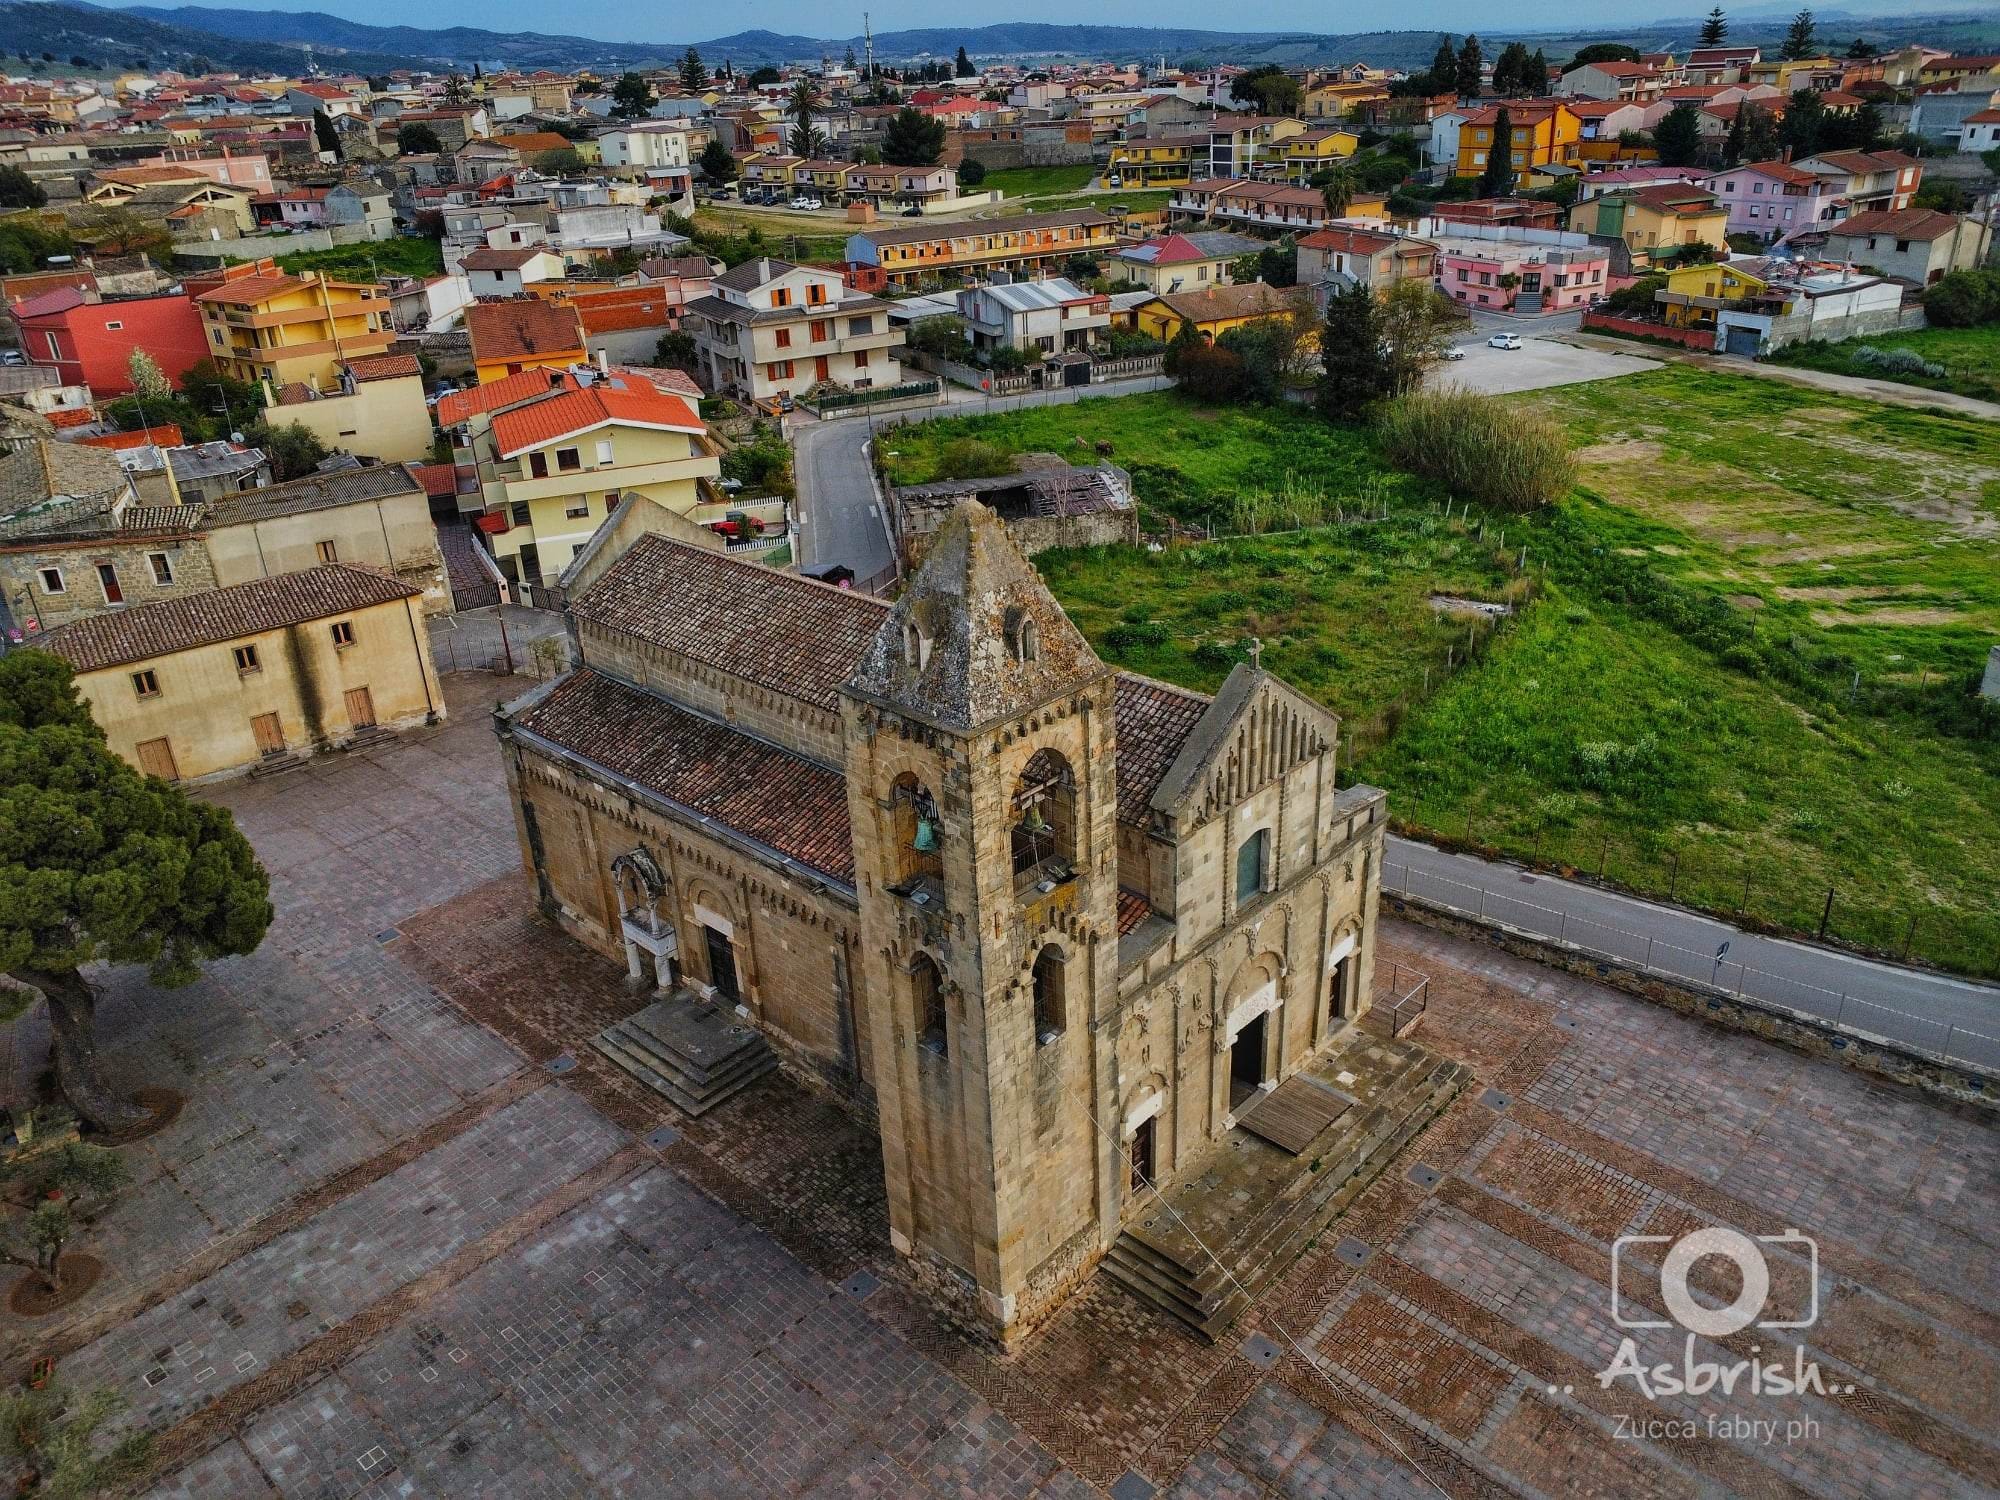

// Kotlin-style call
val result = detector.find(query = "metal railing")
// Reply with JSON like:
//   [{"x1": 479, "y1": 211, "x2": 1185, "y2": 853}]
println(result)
[
  {"x1": 1376, "y1": 960, "x2": 1430, "y2": 1038},
  {"x1": 1382, "y1": 859, "x2": 2000, "y2": 1073}
]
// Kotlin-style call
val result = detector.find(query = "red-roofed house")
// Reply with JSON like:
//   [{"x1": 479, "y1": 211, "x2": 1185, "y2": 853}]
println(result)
[
  {"x1": 439, "y1": 366, "x2": 722, "y2": 586},
  {"x1": 1558, "y1": 59, "x2": 1666, "y2": 102},
  {"x1": 263, "y1": 354, "x2": 434, "y2": 464},
  {"x1": 9, "y1": 285, "x2": 209, "y2": 396},
  {"x1": 1962, "y1": 108, "x2": 2000, "y2": 154},
  {"x1": 1823, "y1": 208, "x2": 1992, "y2": 285},
  {"x1": 1704, "y1": 159, "x2": 1849, "y2": 243}
]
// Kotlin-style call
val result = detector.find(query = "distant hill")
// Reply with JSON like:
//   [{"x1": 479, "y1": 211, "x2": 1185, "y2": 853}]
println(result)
[{"x1": 24, "y1": 5, "x2": 2000, "y2": 77}]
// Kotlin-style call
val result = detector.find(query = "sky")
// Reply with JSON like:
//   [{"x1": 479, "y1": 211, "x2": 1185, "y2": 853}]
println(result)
[{"x1": 132, "y1": 0, "x2": 1872, "y2": 47}]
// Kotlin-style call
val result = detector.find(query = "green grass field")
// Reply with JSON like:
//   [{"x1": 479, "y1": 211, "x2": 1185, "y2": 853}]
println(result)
[
  {"x1": 271, "y1": 237, "x2": 443, "y2": 280},
  {"x1": 889, "y1": 370, "x2": 2000, "y2": 974},
  {"x1": 1764, "y1": 324, "x2": 2000, "y2": 405},
  {"x1": 980, "y1": 164, "x2": 1097, "y2": 198}
]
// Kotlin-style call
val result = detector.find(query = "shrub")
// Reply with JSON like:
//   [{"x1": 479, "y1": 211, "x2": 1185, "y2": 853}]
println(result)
[
  {"x1": 933, "y1": 438, "x2": 1011, "y2": 481},
  {"x1": 1852, "y1": 345, "x2": 1945, "y2": 379},
  {"x1": 1922, "y1": 268, "x2": 2000, "y2": 328},
  {"x1": 1374, "y1": 391, "x2": 1575, "y2": 512}
]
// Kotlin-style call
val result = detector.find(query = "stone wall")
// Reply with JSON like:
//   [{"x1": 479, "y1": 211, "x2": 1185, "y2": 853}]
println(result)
[
  {"x1": 1759, "y1": 301, "x2": 1924, "y2": 351},
  {"x1": 1387, "y1": 890, "x2": 1996, "y2": 1112},
  {"x1": 3, "y1": 532, "x2": 218, "y2": 631}
]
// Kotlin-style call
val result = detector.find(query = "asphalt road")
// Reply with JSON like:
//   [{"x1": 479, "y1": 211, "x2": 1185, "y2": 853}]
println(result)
[
  {"x1": 1385, "y1": 837, "x2": 2000, "y2": 1070},
  {"x1": 789, "y1": 374, "x2": 1172, "y2": 580}
]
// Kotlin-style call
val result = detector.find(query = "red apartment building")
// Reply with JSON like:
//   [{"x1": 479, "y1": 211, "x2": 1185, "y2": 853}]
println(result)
[{"x1": 9, "y1": 286, "x2": 209, "y2": 396}]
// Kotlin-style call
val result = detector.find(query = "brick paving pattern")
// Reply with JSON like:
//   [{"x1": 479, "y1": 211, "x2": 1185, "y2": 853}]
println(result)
[{"x1": 11, "y1": 674, "x2": 1988, "y2": 1499}]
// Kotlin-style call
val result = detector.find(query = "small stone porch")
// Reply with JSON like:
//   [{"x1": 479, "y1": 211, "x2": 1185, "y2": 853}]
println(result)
[
  {"x1": 590, "y1": 991, "x2": 777, "y2": 1116},
  {"x1": 1102, "y1": 1030, "x2": 1467, "y2": 1341}
]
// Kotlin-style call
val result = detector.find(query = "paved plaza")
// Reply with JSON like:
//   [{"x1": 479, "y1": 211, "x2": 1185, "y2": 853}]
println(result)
[{"x1": 1, "y1": 671, "x2": 1992, "y2": 1497}]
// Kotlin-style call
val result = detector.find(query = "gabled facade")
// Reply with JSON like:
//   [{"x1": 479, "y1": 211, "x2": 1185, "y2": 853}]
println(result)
[
  {"x1": 187, "y1": 259, "x2": 393, "y2": 391},
  {"x1": 683, "y1": 257, "x2": 905, "y2": 402}
]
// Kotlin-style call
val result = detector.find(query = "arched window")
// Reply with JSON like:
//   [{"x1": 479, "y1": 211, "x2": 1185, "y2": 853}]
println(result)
[
  {"x1": 913, "y1": 953, "x2": 947, "y2": 1056},
  {"x1": 1011, "y1": 748, "x2": 1076, "y2": 886},
  {"x1": 1004, "y1": 606, "x2": 1040, "y2": 662},
  {"x1": 1031, "y1": 944, "x2": 1065, "y2": 1045},
  {"x1": 889, "y1": 772, "x2": 943, "y2": 894},
  {"x1": 1235, "y1": 828, "x2": 1270, "y2": 907}
]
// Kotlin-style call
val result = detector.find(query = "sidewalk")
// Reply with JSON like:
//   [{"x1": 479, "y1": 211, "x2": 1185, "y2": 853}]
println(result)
[{"x1": 1553, "y1": 329, "x2": 2000, "y2": 420}]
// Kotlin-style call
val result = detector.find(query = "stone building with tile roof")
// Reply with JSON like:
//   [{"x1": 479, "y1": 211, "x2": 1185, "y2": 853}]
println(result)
[
  {"x1": 40, "y1": 564, "x2": 443, "y2": 783},
  {"x1": 494, "y1": 502, "x2": 1390, "y2": 1347}
]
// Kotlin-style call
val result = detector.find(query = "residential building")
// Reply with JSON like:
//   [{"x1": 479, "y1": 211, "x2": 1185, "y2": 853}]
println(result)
[
  {"x1": 1170, "y1": 178, "x2": 1367, "y2": 236},
  {"x1": 1107, "y1": 135, "x2": 1204, "y2": 188},
  {"x1": 441, "y1": 366, "x2": 723, "y2": 587},
  {"x1": 1822, "y1": 209, "x2": 1993, "y2": 287},
  {"x1": 187, "y1": 260, "x2": 394, "y2": 391},
  {"x1": 1111, "y1": 232, "x2": 1261, "y2": 294},
  {"x1": 1439, "y1": 239, "x2": 1610, "y2": 313},
  {"x1": 1684, "y1": 46, "x2": 1761, "y2": 85},
  {"x1": 1133, "y1": 280, "x2": 1315, "y2": 344},
  {"x1": 1706, "y1": 262, "x2": 1908, "y2": 354},
  {"x1": 1423, "y1": 198, "x2": 1563, "y2": 231},
  {"x1": 845, "y1": 211, "x2": 1119, "y2": 290},
  {"x1": 1961, "y1": 107, "x2": 2000, "y2": 154},
  {"x1": 840, "y1": 163, "x2": 958, "y2": 210},
  {"x1": 9, "y1": 285, "x2": 209, "y2": 395},
  {"x1": 491, "y1": 501, "x2": 1391, "y2": 1346},
  {"x1": 460, "y1": 244, "x2": 568, "y2": 297},
  {"x1": 466, "y1": 300, "x2": 589, "y2": 385},
  {"x1": 1454, "y1": 102, "x2": 1583, "y2": 179},
  {"x1": 1566, "y1": 184, "x2": 1728, "y2": 264},
  {"x1": 955, "y1": 278, "x2": 1110, "y2": 359},
  {"x1": 1200, "y1": 115, "x2": 1307, "y2": 179},
  {"x1": 685, "y1": 259, "x2": 903, "y2": 403},
  {"x1": 1295, "y1": 227, "x2": 1439, "y2": 299},
  {"x1": 265, "y1": 353, "x2": 434, "y2": 465},
  {"x1": 1556, "y1": 60, "x2": 1666, "y2": 103},
  {"x1": 1793, "y1": 150, "x2": 1924, "y2": 214},
  {"x1": 1705, "y1": 159, "x2": 1849, "y2": 243},
  {"x1": 596, "y1": 121, "x2": 693, "y2": 177},
  {"x1": 41, "y1": 565, "x2": 442, "y2": 783},
  {"x1": 1269, "y1": 129, "x2": 1360, "y2": 184},
  {"x1": 2, "y1": 459, "x2": 447, "y2": 632}
]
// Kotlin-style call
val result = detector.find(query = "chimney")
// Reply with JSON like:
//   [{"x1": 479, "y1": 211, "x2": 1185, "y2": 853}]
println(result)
[{"x1": 596, "y1": 347, "x2": 609, "y2": 374}]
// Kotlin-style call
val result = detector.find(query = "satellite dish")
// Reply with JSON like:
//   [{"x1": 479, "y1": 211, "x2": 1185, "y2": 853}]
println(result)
[{"x1": 230, "y1": 431, "x2": 246, "y2": 444}]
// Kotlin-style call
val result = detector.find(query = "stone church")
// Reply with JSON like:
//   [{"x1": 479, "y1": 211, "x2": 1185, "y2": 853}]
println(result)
[{"x1": 495, "y1": 501, "x2": 1395, "y2": 1345}]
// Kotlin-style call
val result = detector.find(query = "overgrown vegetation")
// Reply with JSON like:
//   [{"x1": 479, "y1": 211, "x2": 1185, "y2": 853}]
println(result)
[
  {"x1": 1763, "y1": 324, "x2": 1999, "y2": 404},
  {"x1": 269, "y1": 237, "x2": 443, "y2": 280},
  {"x1": 1375, "y1": 391, "x2": 1577, "y2": 512}
]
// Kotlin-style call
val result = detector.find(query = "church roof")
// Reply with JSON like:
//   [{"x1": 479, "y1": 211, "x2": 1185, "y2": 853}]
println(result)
[
  {"x1": 513, "y1": 669, "x2": 855, "y2": 885},
  {"x1": 845, "y1": 501, "x2": 1107, "y2": 733}
]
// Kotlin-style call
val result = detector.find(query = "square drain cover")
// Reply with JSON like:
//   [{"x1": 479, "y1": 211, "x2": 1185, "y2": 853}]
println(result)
[
  {"x1": 1480, "y1": 1087, "x2": 1512, "y2": 1110},
  {"x1": 1109, "y1": 1472, "x2": 1157, "y2": 1500},
  {"x1": 1553, "y1": 1014, "x2": 1580, "y2": 1032},
  {"x1": 839, "y1": 1269, "x2": 881, "y2": 1301},
  {"x1": 544, "y1": 1052, "x2": 577, "y2": 1074},
  {"x1": 1240, "y1": 1332, "x2": 1282, "y2": 1368},
  {"x1": 374, "y1": 928, "x2": 400, "y2": 945},
  {"x1": 1407, "y1": 1163, "x2": 1443, "y2": 1190},
  {"x1": 645, "y1": 1125, "x2": 680, "y2": 1150},
  {"x1": 1334, "y1": 1236, "x2": 1374, "y2": 1268}
]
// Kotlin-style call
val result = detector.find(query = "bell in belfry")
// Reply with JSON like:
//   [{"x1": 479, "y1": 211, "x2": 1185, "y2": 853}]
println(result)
[
  {"x1": 1020, "y1": 803, "x2": 1049, "y2": 835},
  {"x1": 912, "y1": 816, "x2": 938, "y2": 852}
]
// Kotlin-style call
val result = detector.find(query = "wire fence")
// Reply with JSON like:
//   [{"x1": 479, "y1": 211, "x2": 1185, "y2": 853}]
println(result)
[
  {"x1": 1388, "y1": 797, "x2": 2000, "y2": 984},
  {"x1": 1381, "y1": 857, "x2": 2000, "y2": 1073}
]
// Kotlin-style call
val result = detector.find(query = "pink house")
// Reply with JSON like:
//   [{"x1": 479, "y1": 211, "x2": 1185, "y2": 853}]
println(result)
[
  {"x1": 1703, "y1": 159, "x2": 1846, "y2": 244},
  {"x1": 1440, "y1": 243, "x2": 1610, "y2": 313}
]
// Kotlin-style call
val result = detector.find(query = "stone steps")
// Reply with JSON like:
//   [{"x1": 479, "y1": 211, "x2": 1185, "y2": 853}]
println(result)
[
  {"x1": 1102, "y1": 1041, "x2": 1468, "y2": 1341},
  {"x1": 589, "y1": 993, "x2": 776, "y2": 1117}
]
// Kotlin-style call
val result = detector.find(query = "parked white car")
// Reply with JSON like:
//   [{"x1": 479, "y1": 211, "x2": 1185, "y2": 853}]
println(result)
[
  {"x1": 1487, "y1": 333, "x2": 1524, "y2": 350},
  {"x1": 1441, "y1": 346, "x2": 1466, "y2": 361}
]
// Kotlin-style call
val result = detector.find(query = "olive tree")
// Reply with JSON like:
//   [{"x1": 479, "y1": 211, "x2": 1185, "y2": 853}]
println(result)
[{"x1": 0, "y1": 653, "x2": 272, "y2": 1133}]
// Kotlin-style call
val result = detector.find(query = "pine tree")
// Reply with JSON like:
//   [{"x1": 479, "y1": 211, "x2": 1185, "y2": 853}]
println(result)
[
  {"x1": 1455, "y1": 35, "x2": 1484, "y2": 100},
  {"x1": 1316, "y1": 280, "x2": 1392, "y2": 423},
  {"x1": 1699, "y1": 7, "x2": 1728, "y2": 46},
  {"x1": 680, "y1": 47, "x2": 708, "y2": 93},
  {"x1": 1739, "y1": 102, "x2": 1779, "y2": 162},
  {"x1": 1722, "y1": 104, "x2": 1748, "y2": 166},
  {"x1": 1480, "y1": 105, "x2": 1514, "y2": 196},
  {"x1": 1431, "y1": 34, "x2": 1457, "y2": 86},
  {"x1": 1527, "y1": 50, "x2": 1549, "y2": 95},
  {"x1": 1781, "y1": 8, "x2": 1816, "y2": 61},
  {"x1": 1653, "y1": 101, "x2": 1702, "y2": 167},
  {"x1": 955, "y1": 46, "x2": 974, "y2": 78}
]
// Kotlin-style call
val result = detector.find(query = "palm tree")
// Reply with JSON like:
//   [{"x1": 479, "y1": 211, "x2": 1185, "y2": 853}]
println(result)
[
  {"x1": 787, "y1": 79, "x2": 824, "y2": 159},
  {"x1": 1318, "y1": 162, "x2": 1358, "y2": 221}
]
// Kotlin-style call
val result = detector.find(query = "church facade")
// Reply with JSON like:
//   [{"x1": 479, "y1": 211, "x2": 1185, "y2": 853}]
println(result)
[{"x1": 495, "y1": 501, "x2": 1390, "y2": 1344}]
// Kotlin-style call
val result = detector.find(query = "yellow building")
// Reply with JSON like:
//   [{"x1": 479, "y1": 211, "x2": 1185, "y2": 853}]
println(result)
[
  {"x1": 846, "y1": 209, "x2": 1120, "y2": 289},
  {"x1": 262, "y1": 353, "x2": 436, "y2": 465},
  {"x1": 40, "y1": 564, "x2": 444, "y2": 783},
  {"x1": 190, "y1": 265, "x2": 393, "y2": 392},
  {"x1": 1302, "y1": 79, "x2": 1390, "y2": 120},
  {"x1": 1455, "y1": 102, "x2": 1582, "y2": 178},
  {"x1": 1108, "y1": 136, "x2": 1202, "y2": 187},
  {"x1": 1272, "y1": 128, "x2": 1360, "y2": 183},
  {"x1": 1567, "y1": 183, "x2": 1729, "y2": 263},
  {"x1": 440, "y1": 367, "x2": 724, "y2": 588},
  {"x1": 465, "y1": 299, "x2": 589, "y2": 386},
  {"x1": 1656, "y1": 258, "x2": 1772, "y2": 329},
  {"x1": 1134, "y1": 280, "x2": 1316, "y2": 345}
]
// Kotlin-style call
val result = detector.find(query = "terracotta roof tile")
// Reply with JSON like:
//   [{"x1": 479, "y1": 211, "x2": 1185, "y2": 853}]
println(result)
[
  {"x1": 515, "y1": 670, "x2": 855, "y2": 884},
  {"x1": 1116, "y1": 888, "x2": 1152, "y2": 936},
  {"x1": 40, "y1": 564, "x2": 418, "y2": 673},
  {"x1": 345, "y1": 353, "x2": 421, "y2": 383},
  {"x1": 435, "y1": 366, "x2": 578, "y2": 426},
  {"x1": 1112, "y1": 672, "x2": 1211, "y2": 822},
  {"x1": 465, "y1": 300, "x2": 586, "y2": 366},
  {"x1": 489, "y1": 377, "x2": 702, "y2": 456},
  {"x1": 1827, "y1": 208, "x2": 1962, "y2": 241},
  {"x1": 570, "y1": 534, "x2": 887, "y2": 713}
]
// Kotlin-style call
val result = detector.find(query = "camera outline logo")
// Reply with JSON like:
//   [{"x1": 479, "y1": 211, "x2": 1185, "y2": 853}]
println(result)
[{"x1": 1610, "y1": 1226, "x2": 1819, "y2": 1338}]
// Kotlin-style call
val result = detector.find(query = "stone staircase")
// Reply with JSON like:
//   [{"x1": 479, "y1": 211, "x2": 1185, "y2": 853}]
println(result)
[
  {"x1": 436, "y1": 519, "x2": 500, "y2": 612},
  {"x1": 590, "y1": 992, "x2": 777, "y2": 1116},
  {"x1": 1102, "y1": 1036, "x2": 1468, "y2": 1341}
]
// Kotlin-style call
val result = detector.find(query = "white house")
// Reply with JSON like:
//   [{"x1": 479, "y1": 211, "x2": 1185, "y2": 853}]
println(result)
[
  {"x1": 596, "y1": 121, "x2": 693, "y2": 174},
  {"x1": 955, "y1": 277, "x2": 1110, "y2": 358},
  {"x1": 458, "y1": 245, "x2": 566, "y2": 297}
]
